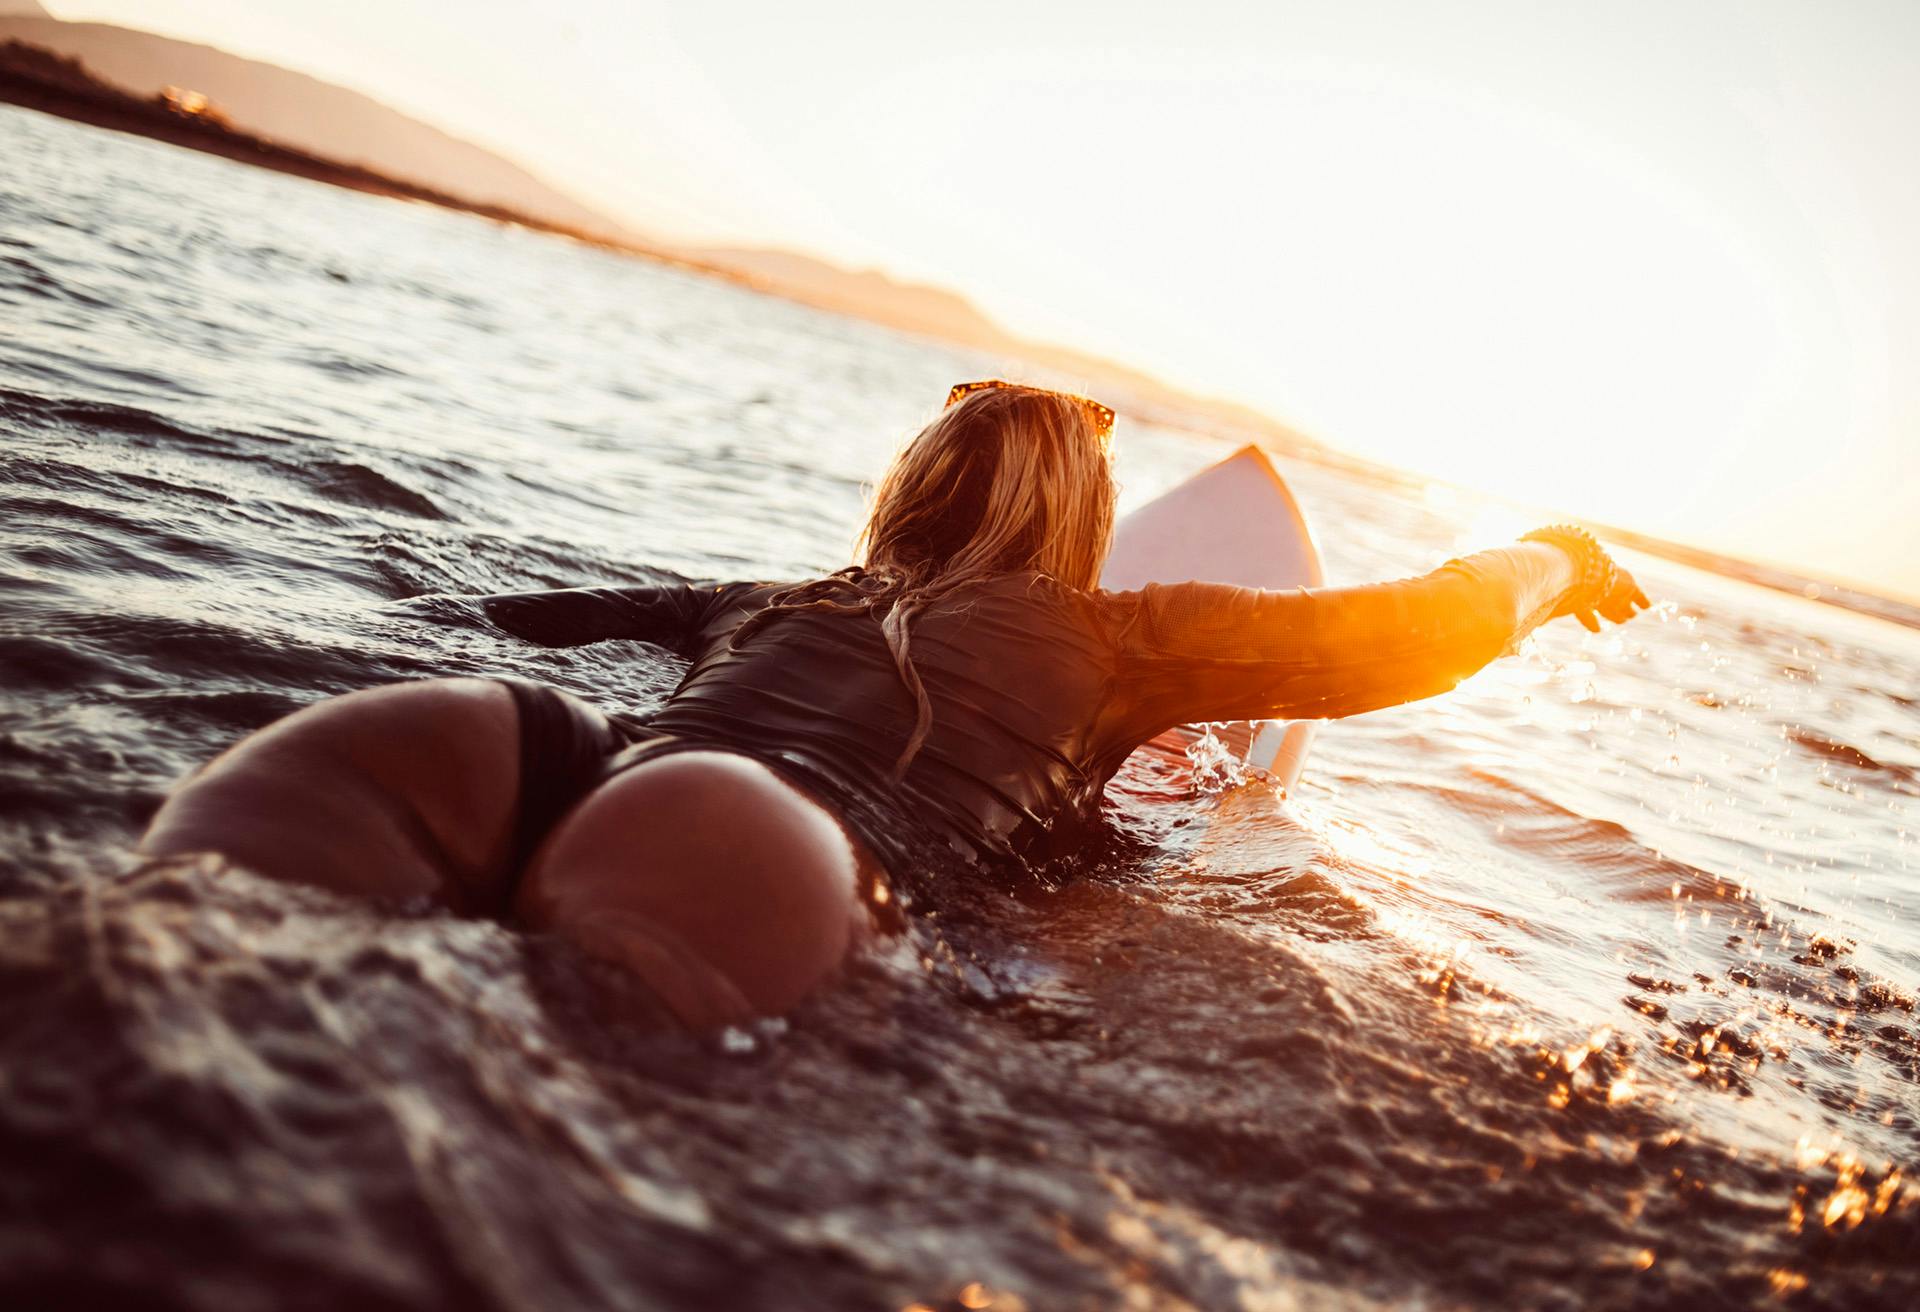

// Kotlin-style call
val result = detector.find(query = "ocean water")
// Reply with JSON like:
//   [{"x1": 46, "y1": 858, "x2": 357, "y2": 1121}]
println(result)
[{"x1": 2, "y1": 102, "x2": 1916, "y2": 1310}]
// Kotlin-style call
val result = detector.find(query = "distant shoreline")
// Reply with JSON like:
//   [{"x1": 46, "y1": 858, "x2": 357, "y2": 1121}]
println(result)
[
  {"x1": 4, "y1": 38, "x2": 1913, "y2": 631},
  {"x1": 0, "y1": 35, "x2": 1325, "y2": 456},
  {"x1": 0, "y1": 39, "x2": 775, "y2": 288}
]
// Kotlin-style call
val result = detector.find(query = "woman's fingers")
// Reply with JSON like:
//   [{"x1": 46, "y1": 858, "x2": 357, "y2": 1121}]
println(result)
[
  {"x1": 1550, "y1": 548, "x2": 1650, "y2": 632},
  {"x1": 1600, "y1": 581, "x2": 1638, "y2": 622},
  {"x1": 1573, "y1": 563, "x2": 1650, "y2": 629}
]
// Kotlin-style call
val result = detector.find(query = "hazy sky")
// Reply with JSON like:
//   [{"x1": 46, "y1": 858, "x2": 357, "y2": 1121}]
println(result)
[{"x1": 49, "y1": 1, "x2": 1920, "y2": 599}]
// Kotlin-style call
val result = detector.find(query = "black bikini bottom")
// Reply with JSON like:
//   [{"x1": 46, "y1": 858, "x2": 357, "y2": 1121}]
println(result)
[
  {"x1": 497, "y1": 680, "x2": 766, "y2": 1030},
  {"x1": 499, "y1": 679, "x2": 679, "y2": 874},
  {"x1": 499, "y1": 680, "x2": 917, "y2": 953}
]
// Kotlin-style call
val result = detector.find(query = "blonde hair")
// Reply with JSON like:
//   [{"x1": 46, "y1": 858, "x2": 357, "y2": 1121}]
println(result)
[{"x1": 731, "y1": 386, "x2": 1116, "y2": 780}]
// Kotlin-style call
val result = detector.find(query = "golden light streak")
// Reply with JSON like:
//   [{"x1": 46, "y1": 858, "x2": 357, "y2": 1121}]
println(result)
[{"x1": 1766, "y1": 1269, "x2": 1809, "y2": 1296}]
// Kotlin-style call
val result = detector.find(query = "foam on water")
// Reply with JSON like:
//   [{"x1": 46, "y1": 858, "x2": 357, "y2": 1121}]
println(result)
[{"x1": 2, "y1": 104, "x2": 1916, "y2": 1309}]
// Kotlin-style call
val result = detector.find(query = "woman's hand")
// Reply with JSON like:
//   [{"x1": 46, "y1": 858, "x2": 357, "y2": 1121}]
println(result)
[
  {"x1": 1569, "y1": 556, "x2": 1650, "y2": 633},
  {"x1": 1521, "y1": 525, "x2": 1652, "y2": 633}
]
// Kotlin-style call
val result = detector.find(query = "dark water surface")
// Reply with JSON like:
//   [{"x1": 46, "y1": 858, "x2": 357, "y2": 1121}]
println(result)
[{"x1": 3, "y1": 105, "x2": 1917, "y2": 1310}]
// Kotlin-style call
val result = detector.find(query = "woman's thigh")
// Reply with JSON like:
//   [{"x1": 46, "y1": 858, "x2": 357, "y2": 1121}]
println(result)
[
  {"x1": 514, "y1": 751, "x2": 878, "y2": 1029},
  {"x1": 141, "y1": 677, "x2": 521, "y2": 909}
]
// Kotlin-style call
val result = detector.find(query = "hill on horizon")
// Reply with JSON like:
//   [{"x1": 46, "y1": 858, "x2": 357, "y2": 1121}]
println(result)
[
  {"x1": 696, "y1": 246, "x2": 1015, "y2": 353},
  {"x1": 694, "y1": 245, "x2": 1326, "y2": 450},
  {"x1": 0, "y1": 15, "x2": 634, "y2": 241},
  {"x1": 3, "y1": 15, "x2": 1330, "y2": 459}
]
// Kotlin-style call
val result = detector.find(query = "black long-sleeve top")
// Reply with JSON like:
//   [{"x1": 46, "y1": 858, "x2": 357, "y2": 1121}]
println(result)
[{"x1": 449, "y1": 544, "x2": 1570, "y2": 871}]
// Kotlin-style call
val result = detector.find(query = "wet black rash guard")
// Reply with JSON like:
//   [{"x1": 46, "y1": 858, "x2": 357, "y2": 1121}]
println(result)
[{"x1": 457, "y1": 543, "x2": 1574, "y2": 871}]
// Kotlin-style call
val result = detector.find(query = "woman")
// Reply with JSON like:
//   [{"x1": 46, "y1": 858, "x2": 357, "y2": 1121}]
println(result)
[{"x1": 142, "y1": 381, "x2": 1648, "y2": 1028}]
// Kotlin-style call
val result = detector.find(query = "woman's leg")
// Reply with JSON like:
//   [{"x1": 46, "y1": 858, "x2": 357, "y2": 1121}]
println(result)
[
  {"x1": 514, "y1": 751, "x2": 879, "y2": 1030},
  {"x1": 140, "y1": 678, "x2": 521, "y2": 911}
]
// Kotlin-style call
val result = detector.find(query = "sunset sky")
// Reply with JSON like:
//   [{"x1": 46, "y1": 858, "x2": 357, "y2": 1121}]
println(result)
[{"x1": 46, "y1": 1, "x2": 1920, "y2": 600}]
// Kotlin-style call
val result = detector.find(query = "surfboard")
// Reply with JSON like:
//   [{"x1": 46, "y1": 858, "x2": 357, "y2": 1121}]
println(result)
[{"x1": 1100, "y1": 444, "x2": 1324, "y2": 792}]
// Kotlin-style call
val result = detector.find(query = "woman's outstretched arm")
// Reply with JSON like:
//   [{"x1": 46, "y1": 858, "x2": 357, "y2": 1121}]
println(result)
[
  {"x1": 400, "y1": 580, "x2": 763, "y2": 655},
  {"x1": 1104, "y1": 534, "x2": 1648, "y2": 736}
]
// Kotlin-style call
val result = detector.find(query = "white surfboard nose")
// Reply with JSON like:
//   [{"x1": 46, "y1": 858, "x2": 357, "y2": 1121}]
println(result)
[
  {"x1": 1100, "y1": 445, "x2": 1324, "y2": 593},
  {"x1": 1101, "y1": 444, "x2": 1324, "y2": 794}
]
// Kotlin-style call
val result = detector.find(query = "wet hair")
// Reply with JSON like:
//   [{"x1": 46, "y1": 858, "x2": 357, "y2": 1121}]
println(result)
[{"x1": 730, "y1": 386, "x2": 1116, "y2": 780}]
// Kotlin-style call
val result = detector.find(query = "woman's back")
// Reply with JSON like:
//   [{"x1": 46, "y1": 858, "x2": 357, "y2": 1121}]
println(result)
[{"x1": 648, "y1": 572, "x2": 1123, "y2": 865}]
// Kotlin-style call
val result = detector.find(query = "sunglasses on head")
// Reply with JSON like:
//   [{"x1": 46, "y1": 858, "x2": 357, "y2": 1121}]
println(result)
[{"x1": 945, "y1": 379, "x2": 1116, "y2": 442}]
